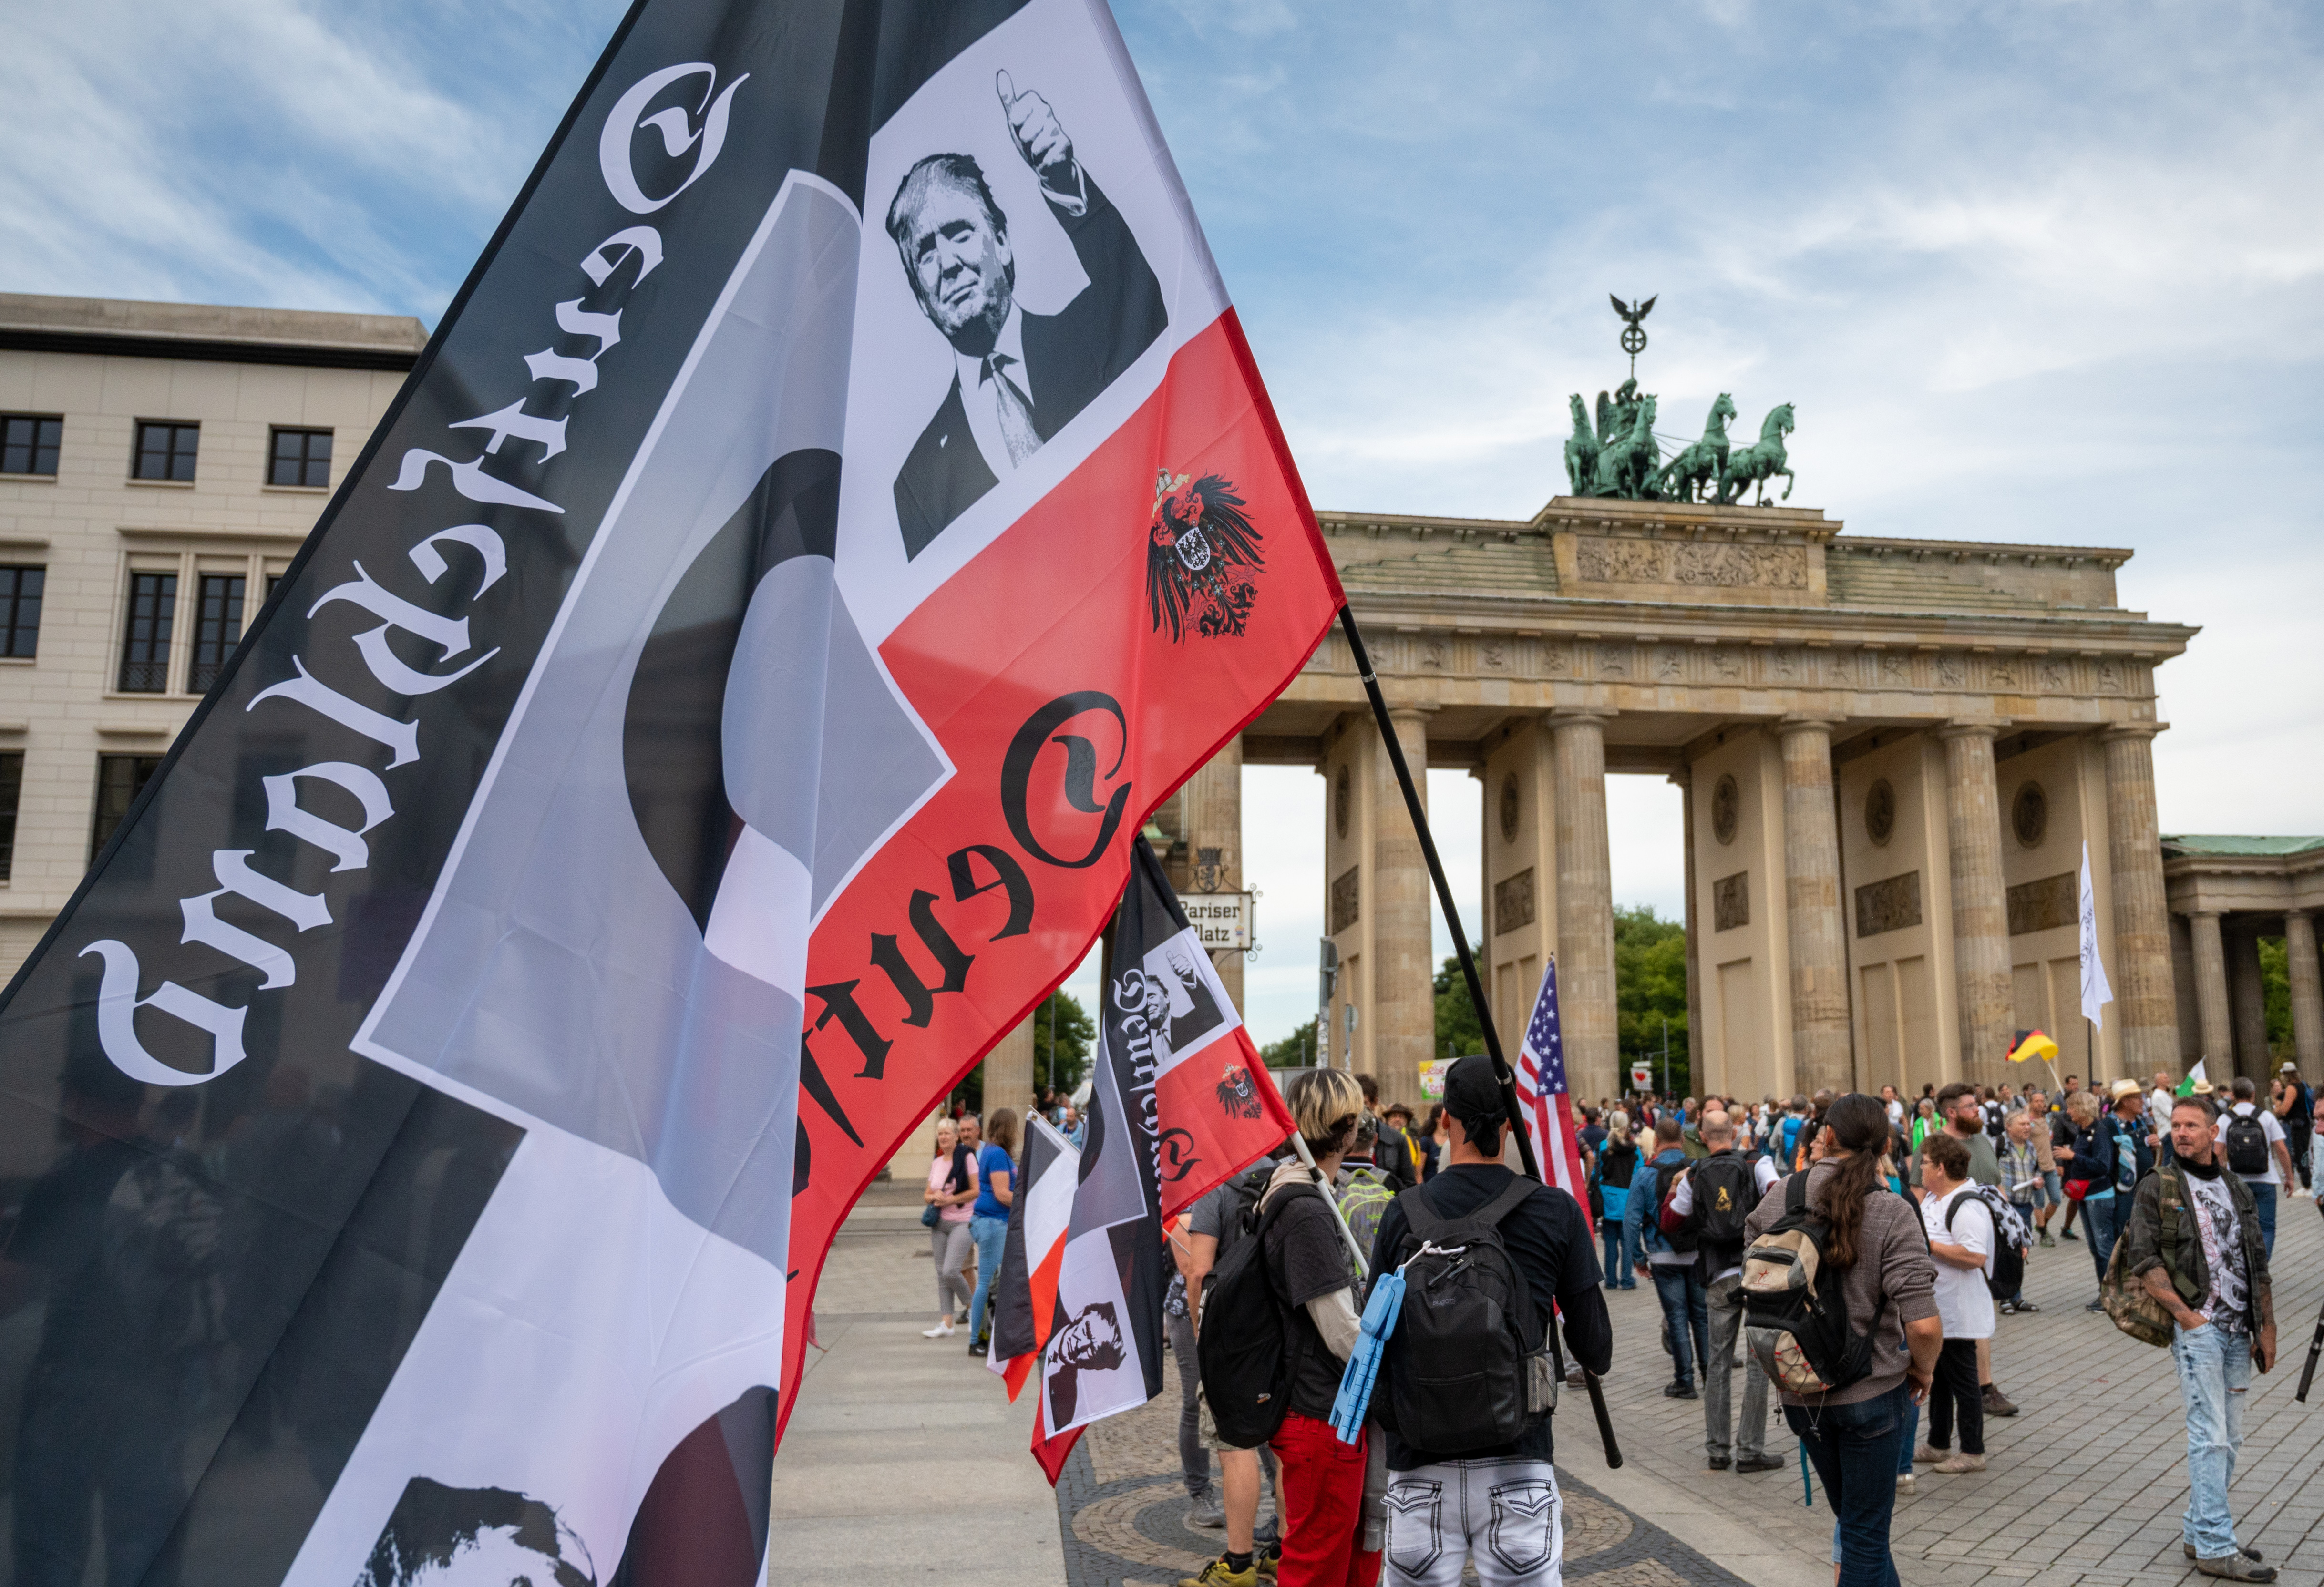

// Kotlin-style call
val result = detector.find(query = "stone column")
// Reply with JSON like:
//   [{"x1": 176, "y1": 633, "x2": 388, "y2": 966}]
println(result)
[
  {"x1": 1939, "y1": 723, "x2": 2014, "y2": 1085},
  {"x1": 1551, "y1": 712, "x2": 1617, "y2": 1102},
  {"x1": 2287, "y1": 910, "x2": 2324, "y2": 1085},
  {"x1": 1675, "y1": 767, "x2": 1704, "y2": 1098},
  {"x1": 2228, "y1": 925, "x2": 2271, "y2": 1082},
  {"x1": 2188, "y1": 911, "x2": 2234, "y2": 1076},
  {"x1": 1372, "y1": 706, "x2": 1435, "y2": 1108},
  {"x1": 982, "y1": 1017, "x2": 1037, "y2": 1122},
  {"x1": 1779, "y1": 719, "x2": 1852, "y2": 1094},
  {"x1": 1181, "y1": 734, "x2": 1245, "y2": 1014},
  {"x1": 2100, "y1": 728, "x2": 2180, "y2": 1076}
]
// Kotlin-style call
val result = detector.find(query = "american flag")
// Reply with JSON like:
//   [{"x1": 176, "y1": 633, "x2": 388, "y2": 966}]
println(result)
[{"x1": 1514, "y1": 955, "x2": 1593, "y2": 1218}]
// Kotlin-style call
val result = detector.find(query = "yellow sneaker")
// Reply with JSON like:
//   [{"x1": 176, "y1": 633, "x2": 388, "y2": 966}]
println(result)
[{"x1": 1176, "y1": 1559, "x2": 1257, "y2": 1587}]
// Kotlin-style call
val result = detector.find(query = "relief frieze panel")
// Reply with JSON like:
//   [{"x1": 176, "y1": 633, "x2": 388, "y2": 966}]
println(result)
[{"x1": 1670, "y1": 542, "x2": 1808, "y2": 589}]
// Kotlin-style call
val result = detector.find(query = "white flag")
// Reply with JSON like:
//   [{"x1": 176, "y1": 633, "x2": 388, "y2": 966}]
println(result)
[{"x1": 2080, "y1": 841, "x2": 2115, "y2": 1029}]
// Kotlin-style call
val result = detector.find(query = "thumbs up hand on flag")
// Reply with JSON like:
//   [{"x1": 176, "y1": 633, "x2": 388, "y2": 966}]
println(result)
[{"x1": 997, "y1": 71, "x2": 1080, "y2": 198}]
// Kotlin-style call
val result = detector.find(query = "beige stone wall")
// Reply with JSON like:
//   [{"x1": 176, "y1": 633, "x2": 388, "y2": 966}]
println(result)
[
  {"x1": 1838, "y1": 733, "x2": 1956, "y2": 1098},
  {"x1": 0, "y1": 317, "x2": 416, "y2": 979},
  {"x1": 1994, "y1": 736, "x2": 2121, "y2": 1085},
  {"x1": 1481, "y1": 718, "x2": 1560, "y2": 1058},
  {"x1": 1689, "y1": 728, "x2": 1793, "y2": 1104}
]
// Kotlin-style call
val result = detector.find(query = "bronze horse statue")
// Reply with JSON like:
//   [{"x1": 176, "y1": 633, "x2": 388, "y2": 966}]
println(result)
[
  {"x1": 1717, "y1": 402, "x2": 1795, "y2": 505},
  {"x1": 1655, "y1": 393, "x2": 1736, "y2": 503},
  {"x1": 1589, "y1": 394, "x2": 1659, "y2": 498},
  {"x1": 1563, "y1": 394, "x2": 1601, "y2": 496}
]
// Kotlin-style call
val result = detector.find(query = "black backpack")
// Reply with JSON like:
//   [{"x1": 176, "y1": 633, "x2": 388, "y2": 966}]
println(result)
[
  {"x1": 1196, "y1": 1180, "x2": 1321, "y2": 1449},
  {"x1": 1942, "y1": 1188, "x2": 2024, "y2": 1300},
  {"x1": 1691, "y1": 1154, "x2": 1759, "y2": 1249},
  {"x1": 2223, "y1": 1109, "x2": 2270, "y2": 1177},
  {"x1": 1740, "y1": 1175, "x2": 1883, "y2": 1398},
  {"x1": 1381, "y1": 1178, "x2": 1549, "y2": 1457}
]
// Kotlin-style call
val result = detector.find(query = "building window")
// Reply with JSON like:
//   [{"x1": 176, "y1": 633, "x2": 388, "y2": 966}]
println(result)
[
  {"x1": 118, "y1": 571, "x2": 178, "y2": 692},
  {"x1": 0, "y1": 415, "x2": 62, "y2": 476},
  {"x1": 0, "y1": 566, "x2": 42, "y2": 658},
  {"x1": 0, "y1": 751, "x2": 20, "y2": 880},
  {"x1": 269, "y1": 427, "x2": 332, "y2": 488},
  {"x1": 187, "y1": 573, "x2": 246, "y2": 694},
  {"x1": 91, "y1": 754, "x2": 163, "y2": 861},
  {"x1": 133, "y1": 421, "x2": 199, "y2": 482}
]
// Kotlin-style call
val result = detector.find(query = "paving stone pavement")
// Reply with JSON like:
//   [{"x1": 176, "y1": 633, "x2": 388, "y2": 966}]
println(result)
[
  {"x1": 782, "y1": 1178, "x2": 2324, "y2": 1586},
  {"x1": 1583, "y1": 1183, "x2": 2324, "y2": 1587}
]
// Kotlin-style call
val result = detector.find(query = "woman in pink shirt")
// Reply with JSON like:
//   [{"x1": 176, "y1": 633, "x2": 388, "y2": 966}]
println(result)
[{"x1": 924, "y1": 1118, "x2": 980, "y2": 1338}]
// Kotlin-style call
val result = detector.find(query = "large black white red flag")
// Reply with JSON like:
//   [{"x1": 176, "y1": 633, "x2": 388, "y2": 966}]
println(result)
[
  {"x1": 1025, "y1": 838, "x2": 1293, "y2": 1480},
  {"x1": 0, "y1": 0, "x2": 1339, "y2": 1582}
]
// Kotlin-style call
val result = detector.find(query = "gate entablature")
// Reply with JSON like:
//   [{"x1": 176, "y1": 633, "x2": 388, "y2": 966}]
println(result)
[{"x1": 1243, "y1": 496, "x2": 2196, "y2": 1114}]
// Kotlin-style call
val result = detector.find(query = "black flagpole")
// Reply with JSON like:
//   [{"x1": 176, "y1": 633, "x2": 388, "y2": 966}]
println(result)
[{"x1": 1336, "y1": 605, "x2": 1622, "y2": 1467}]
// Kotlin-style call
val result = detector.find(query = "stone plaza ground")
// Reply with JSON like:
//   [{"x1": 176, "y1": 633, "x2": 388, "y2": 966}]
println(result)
[{"x1": 775, "y1": 1177, "x2": 2324, "y2": 1587}]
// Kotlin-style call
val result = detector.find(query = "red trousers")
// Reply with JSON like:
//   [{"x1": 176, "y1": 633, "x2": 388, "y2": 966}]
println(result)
[{"x1": 1270, "y1": 1412, "x2": 1368, "y2": 1587}]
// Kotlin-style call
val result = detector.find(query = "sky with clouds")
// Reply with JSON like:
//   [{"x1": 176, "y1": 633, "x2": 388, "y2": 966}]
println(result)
[{"x1": 6, "y1": 0, "x2": 2317, "y2": 1048}]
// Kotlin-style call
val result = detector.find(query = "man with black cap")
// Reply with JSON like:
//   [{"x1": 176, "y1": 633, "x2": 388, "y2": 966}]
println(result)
[{"x1": 1363, "y1": 1055, "x2": 1612, "y2": 1587}]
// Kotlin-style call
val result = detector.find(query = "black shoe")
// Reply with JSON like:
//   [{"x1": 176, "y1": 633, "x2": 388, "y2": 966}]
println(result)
[
  {"x1": 2062, "y1": 1229, "x2": 2080, "y2": 1241},
  {"x1": 1998, "y1": 1299, "x2": 2017, "y2": 1314},
  {"x1": 2086, "y1": 1299, "x2": 2106, "y2": 1312},
  {"x1": 968, "y1": 1336, "x2": 989, "y2": 1354},
  {"x1": 1664, "y1": 1381, "x2": 1698, "y2": 1400},
  {"x1": 1707, "y1": 1454, "x2": 1730, "y2": 1470},
  {"x1": 1734, "y1": 1454, "x2": 1787, "y2": 1474}
]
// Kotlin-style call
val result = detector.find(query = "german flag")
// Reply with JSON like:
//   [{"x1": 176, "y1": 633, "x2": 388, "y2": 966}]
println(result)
[{"x1": 2008, "y1": 1029, "x2": 2060, "y2": 1065}]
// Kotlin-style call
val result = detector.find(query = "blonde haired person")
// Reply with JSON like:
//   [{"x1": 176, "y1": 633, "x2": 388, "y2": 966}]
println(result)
[
  {"x1": 1254, "y1": 1067, "x2": 1372, "y2": 1587},
  {"x1": 1596, "y1": 1110, "x2": 1643, "y2": 1287},
  {"x1": 923, "y1": 1118, "x2": 978, "y2": 1338}
]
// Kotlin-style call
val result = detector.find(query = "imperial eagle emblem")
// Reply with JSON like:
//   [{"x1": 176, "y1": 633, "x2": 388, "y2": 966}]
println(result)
[
  {"x1": 1147, "y1": 469, "x2": 1264, "y2": 642},
  {"x1": 1215, "y1": 1063, "x2": 1263, "y2": 1121}
]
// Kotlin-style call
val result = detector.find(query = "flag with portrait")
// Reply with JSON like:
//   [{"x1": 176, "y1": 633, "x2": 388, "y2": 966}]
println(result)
[{"x1": 0, "y1": 0, "x2": 1340, "y2": 1582}]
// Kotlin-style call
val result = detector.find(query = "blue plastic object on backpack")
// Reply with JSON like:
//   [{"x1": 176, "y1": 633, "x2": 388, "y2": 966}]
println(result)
[{"x1": 1330, "y1": 1268, "x2": 1407, "y2": 1444}]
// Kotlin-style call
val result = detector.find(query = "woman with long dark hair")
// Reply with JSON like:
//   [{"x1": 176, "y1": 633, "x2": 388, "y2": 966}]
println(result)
[{"x1": 1743, "y1": 1093, "x2": 1941, "y2": 1587}]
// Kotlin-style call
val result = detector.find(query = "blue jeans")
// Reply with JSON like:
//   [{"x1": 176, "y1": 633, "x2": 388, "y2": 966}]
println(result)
[
  {"x1": 2248, "y1": 1181, "x2": 2278, "y2": 1258},
  {"x1": 1651, "y1": 1264, "x2": 1708, "y2": 1387},
  {"x1": 2083, "y1": 1190, "x2": 2124, "y2": 1286},
  {"x1": 2171, "y1": 1322, "x2": 2252, "y2": 1560},
  {"x1": 967, "y1": 1214, "x2": 1008, "y2": 1342},
  {"x1": 1785, "y1": 1383, "x2": 1908, "y2": 1587},
  {"x1": 1600, "y1": 1199, "x2": 1639, "y2": 1285}
]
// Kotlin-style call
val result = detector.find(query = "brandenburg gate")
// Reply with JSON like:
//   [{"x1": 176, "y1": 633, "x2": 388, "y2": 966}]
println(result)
[{"x1": 1161, "y1": 491, "x2": 2196, "y2": 1112}]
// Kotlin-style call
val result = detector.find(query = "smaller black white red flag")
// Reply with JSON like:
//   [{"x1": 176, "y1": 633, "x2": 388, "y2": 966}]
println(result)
[
  {"x1": 1029, "y1": 837, "x2": 1290, "y2": 1480},
  {"x1": 988, "y1": 1113, "x2": 1078, "y2": 1401}
]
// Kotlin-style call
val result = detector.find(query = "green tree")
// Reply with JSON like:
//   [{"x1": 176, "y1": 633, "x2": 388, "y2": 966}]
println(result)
[
  {"x1": 1434, "y1": 957, "x2": 1484, "y2": 1060},
  {"x1": 1031, "y1": 990, "x2": 1095, "y2": 1097},
  {"x1": 2262, "y1": 936, "x2": 2291, "y2": 1059},
  {"x1": 1262, "y1": 1018, "x2": 1318, "y2": 1071},
  {"x1": 1615, "y1": 904, "x2": 1689, "y2": 1094}
]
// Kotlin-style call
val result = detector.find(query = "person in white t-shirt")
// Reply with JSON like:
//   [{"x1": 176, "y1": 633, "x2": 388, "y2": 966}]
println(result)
[
  {"x1": 1913, "y1": 1132, "x2": 1993, "y2": 1474},
  {"x1": 2216, "y1": 1076, "x2": 2294, "y2": 1258},
  {"x1": 1882, "y1": 1085, "x2": 1905, "y2": 1132}
]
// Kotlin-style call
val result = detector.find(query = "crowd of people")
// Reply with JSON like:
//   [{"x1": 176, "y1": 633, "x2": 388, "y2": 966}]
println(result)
[{"x1": 926, "y1": 1061, "x2": 2313, "y2": 1587}]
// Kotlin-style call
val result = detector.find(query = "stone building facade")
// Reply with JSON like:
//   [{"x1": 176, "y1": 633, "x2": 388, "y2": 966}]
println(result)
[
  {"x1": 2163, "y1": 836, "x2": 2324, "y2": 1083},
  {"x1": 1238, "y1": 495, "x2": 2197, "y2": 1109},
  {"x1": 0, "y1": 294, "x2": 424, "y2": 978}
]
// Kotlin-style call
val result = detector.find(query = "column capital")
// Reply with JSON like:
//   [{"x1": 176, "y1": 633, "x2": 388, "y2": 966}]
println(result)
[
  {"x1": 1937, "y1": 719, "x2": 2006, "y2": 742},
  {"x1": 2189, "y1": 908, "x2": 2225, "y2": 920},
  {"x1": 1382, "y1": 700, "x2": 1438, "y2": 724},
  {"x1": 1775, "y1": 715, "x2": 1842, "y2": 740},
  {"x1": 1545, "y1": 708, "x2": 1616, "y2": 730},
  {"x1": 2098, "y1": 722, "x2": 2169, "y2": 743},
  {"x1": 2289, "y1": 907, "x2": 2314, "y2": 922}
]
